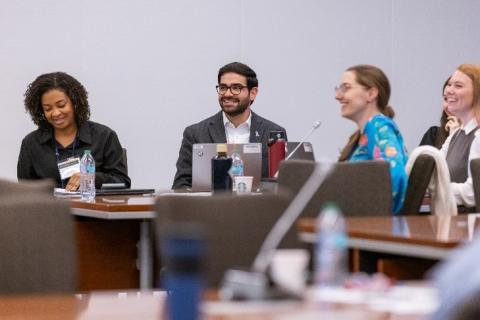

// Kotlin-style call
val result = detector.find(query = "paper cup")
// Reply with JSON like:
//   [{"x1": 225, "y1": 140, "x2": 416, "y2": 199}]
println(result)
[
  {"x1": 234, "y1": 176, "x2": 253, "y2": 194},
  {"x1": 270, "y1": 249, "x2": 309, "y2": 294}
]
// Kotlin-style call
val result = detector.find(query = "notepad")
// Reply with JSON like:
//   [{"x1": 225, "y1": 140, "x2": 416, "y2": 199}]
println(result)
[{"x1": 53, "y1": 188, "x2": 81, "y2": 198}]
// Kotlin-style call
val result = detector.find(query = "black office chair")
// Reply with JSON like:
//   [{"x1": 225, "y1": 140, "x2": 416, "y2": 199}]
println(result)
[
  {"x1": 277, "y1": 160, "x2": 393, "y2": 217},
  {"x1": 0, "y1": 178, "x2": 54, "y2": 195},
  {"x1": 154, "y1": 193, "x2": 303, "y2": 288},
  {"x1": 277, "y1": 160, "x2": 393, "y2": 275},
  {"x1": 400, "y1": 154, "x2": 435, "y2": 215},
  {"x1": 122, "y1": 147, "x2": 128, "y2": 175},
  {"x1": 470, "y1": 158, "x2": 480, "y2": 208},
  {"x1": 0, "y1": 182, "x2": 77, "y2": 294}
]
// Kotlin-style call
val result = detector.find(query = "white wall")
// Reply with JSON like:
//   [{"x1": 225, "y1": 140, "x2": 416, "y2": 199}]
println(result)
[{"x1": 1, "y1": 0, "x2": 479, "y2": 189}]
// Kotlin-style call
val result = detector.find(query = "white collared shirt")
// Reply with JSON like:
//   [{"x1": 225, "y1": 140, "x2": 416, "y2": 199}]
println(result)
[{"x1": 223, "y1": 111, "x2": 251, "y2": 144}]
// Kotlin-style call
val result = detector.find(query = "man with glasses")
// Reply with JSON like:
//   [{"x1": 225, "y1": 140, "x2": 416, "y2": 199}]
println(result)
[{"x1": 172, "y1": 62, "x2": 287, "y2": 189}]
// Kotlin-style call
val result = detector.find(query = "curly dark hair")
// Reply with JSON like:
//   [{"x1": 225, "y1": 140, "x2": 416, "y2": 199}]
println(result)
[{"x1": 24, "y1": 72, "x2": 90, "y2": 129}]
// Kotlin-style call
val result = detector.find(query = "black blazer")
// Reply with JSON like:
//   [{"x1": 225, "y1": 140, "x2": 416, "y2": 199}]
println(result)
[
  {"x1": 17, "y1": 121, "x2": 131, "y2": 189},
  {"x1": 172, "y1": 111, "x2": 287, "y2": 189}
]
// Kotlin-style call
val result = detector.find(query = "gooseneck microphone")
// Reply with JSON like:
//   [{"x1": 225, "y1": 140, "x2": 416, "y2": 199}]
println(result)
[
  {"x1": 285, "y1": 120, "x2": 322, "y2": 161},
  {"x1": 271, "y1": 120, "x2": 321, "y2": 178},
  {"x1": 220, "y1": 161, "x2": 334, "y2": 300},
  {"x1": 252, "y1": 160, "x2": 332, "y2": 273}
]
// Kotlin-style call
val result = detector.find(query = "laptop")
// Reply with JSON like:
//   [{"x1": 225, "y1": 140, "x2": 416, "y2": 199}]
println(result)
[
  {"x1": 192, "y1": 143, "x2": 262, "y2": 192},
  {"x1": 285, "y1": 142, "x2": 315, "y2": 161},
  {"x1": 95, "y1": 188, "x2": 155, "y2": 196}
]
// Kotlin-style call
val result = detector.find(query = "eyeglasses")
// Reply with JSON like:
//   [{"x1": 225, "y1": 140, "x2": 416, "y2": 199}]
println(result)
[
  {"x1": 216, "y1": 84, "x2": 248, "y2": 95},
  {"x1": 334, "y1": 84, "x2": 365, "y2": 95}
]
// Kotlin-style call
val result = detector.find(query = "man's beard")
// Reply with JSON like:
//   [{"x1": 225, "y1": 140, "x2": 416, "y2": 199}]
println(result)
[{"x1": 220, "y1": 99, "x2": 250, "y2": 117}]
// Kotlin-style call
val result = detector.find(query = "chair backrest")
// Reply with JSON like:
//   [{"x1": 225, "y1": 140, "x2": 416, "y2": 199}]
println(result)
[
  {"x1": 122, "y1": 148, "x2": 128, "y2": 175},
  {"x1": 470, "y1": 158, "x2": 480, "y2": 209},
  {"x1": 277, "y1": 160, "x2": 393, "y2": 217},
  {"x1": 0, "y1": 190, "x2": 77, "y2": 294},
  {"x1": 400, "y1": 154, "x2": 436, "y2": 215},
  {"x1": 155, "y1": 193, "x2": 301, "y2": 288},
  {"x1": 0, "y1": 178, "x2": 54, "y2": 195}
]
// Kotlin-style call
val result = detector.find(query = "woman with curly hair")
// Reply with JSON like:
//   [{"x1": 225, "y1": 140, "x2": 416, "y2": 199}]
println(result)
[{"x1": 18, "y1": 72, "x2": 130, "y2": 191}]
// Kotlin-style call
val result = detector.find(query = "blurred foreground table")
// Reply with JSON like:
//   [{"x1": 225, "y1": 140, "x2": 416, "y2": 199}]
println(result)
[{"x1": 0, "y1": 286, "x2": 435, "y2": 320}]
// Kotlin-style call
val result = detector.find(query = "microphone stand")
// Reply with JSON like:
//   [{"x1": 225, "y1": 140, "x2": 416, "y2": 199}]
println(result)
[
  {"x1": 285, "y1": 121, "x2": 321, "y2": 161},
  {"x1": 253, "y1": 160, "x2": 333, "y2": 273},
  {"x1": 220, "y1": 161, "x2": 334, "y2": 300},
  {"x1": 273, "y1": 120, "x2": 321, "y2": 178}
]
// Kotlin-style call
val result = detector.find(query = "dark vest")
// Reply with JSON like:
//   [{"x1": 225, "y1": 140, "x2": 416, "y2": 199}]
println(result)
[{"x1": 446, "y1": 127, "x2": 479, "y2": 183}]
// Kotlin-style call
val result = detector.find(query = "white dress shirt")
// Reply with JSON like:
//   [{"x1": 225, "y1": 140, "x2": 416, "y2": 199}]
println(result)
[
  {"x1": 440, "y1": 118, "x2": 480, "y2": 207},
  {"x1": 223, "y1": 111, "x2": 251, "y2": 144}
]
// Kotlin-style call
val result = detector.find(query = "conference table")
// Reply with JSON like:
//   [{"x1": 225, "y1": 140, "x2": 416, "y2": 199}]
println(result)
[
  {"x1": 0, "y1": 288, "x2": 433, "y2": 319},
  {"x1": 298, "y1": 214, "x2": 479, "y2": 277},
  {"x1": 70, "y1": 192, "x2": 479, "y2": 289},
  {"x1": 70, "y1": 194, "x2": 156, "y2": 291}
]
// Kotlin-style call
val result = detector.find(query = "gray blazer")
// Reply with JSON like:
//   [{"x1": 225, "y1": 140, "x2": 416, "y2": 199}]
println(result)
[{"x1": 172, "y1": 111, "x2": 287, "y2": 189}]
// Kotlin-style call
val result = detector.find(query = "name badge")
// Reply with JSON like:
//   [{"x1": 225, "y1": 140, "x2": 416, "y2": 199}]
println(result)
[{"x1": 58, "y1": 157, "x2": 80, "y2": 180}]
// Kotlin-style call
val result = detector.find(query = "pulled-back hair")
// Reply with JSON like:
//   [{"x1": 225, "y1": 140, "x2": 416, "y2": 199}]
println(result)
[
  {"x1": 346, "y1": 64, "x2": 395, "y2": 118},
  {"x1": 24, "y1": 72, "x2": 90, "y2": 129},
  {"x1": 339, "y1": 64, "x2": 395, "y2": 161}
]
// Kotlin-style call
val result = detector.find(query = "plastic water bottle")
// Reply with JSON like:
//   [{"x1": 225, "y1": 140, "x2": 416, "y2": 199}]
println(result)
[
  {"x1": 314, "y1": 203, "x2": 348, "y2": 288},
  {"x1": 229, "y1": 150, "x2": 244, "y2": 192},
  {"x1": 161, "y1": 224, "x2": 205, "y2": 320},
  {"x1": 80, "y1": 149, "x2": 96, "y2": 201}
]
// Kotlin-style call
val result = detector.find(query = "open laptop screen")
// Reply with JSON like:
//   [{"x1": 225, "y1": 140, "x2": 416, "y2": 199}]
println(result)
[{"x1": 192, "y1": 143, "x2": 262, "y2": 192}]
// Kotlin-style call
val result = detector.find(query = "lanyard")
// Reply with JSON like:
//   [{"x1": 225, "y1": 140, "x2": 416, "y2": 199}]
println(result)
[{"x1": 53, "y1": 132, "x2": 79, "y2": 188}]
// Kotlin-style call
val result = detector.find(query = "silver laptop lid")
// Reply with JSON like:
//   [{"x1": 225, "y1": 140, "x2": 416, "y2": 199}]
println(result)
[
  {"x1": 192, "y1": 143, "x2": 262, "y2": 192},
  {"x1": 285, "y1": 142, "x2": 315, "y2": 161}
]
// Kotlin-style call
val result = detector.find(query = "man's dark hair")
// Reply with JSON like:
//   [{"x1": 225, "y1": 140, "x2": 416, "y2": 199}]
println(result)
[
  {"x1": 24, "y1": 72, "x2": 90, "y2": 129},
  {"x1": 218, "y1": 62, "x2": 258, "y2": 89}
]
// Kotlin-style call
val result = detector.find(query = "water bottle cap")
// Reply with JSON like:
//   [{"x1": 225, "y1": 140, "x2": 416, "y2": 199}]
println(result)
[
  {"x1": 318, "y1": 202, "x2": 344, "y2": 229},
  {"x1": 84, "y1": 149, "x2": 91, "y2": 154},
  {"x1": 322, "y1": 202, "x2": 340, "y2": 211},
  {"x1": 216, "y1": 144, "x2": 227, "y2": 153}
]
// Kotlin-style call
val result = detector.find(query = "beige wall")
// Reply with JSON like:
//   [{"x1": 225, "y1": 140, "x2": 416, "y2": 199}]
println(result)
[{"x1": 1, "y1": 0, "x2": 479, "y2": 188}]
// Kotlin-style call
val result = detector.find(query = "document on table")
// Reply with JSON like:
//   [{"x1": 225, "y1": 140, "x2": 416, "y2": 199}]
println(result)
[{"x1": 54, "y1": 188, "x2": 81, "y2": 198}]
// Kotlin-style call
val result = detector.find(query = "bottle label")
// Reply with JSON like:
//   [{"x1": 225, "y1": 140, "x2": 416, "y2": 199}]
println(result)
[
  {"x1": 243, "y1": 144, "x2": 261, "y2": 154},
  {"x1": 230, "y1": 165, "x2": 243, "y2": 176},
  {"x1": 57, "y1": 157, "x2": 81, "y2": 180},
  {"x1": 86, "y1": 164, "x2": 96, "y2": 174}
]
